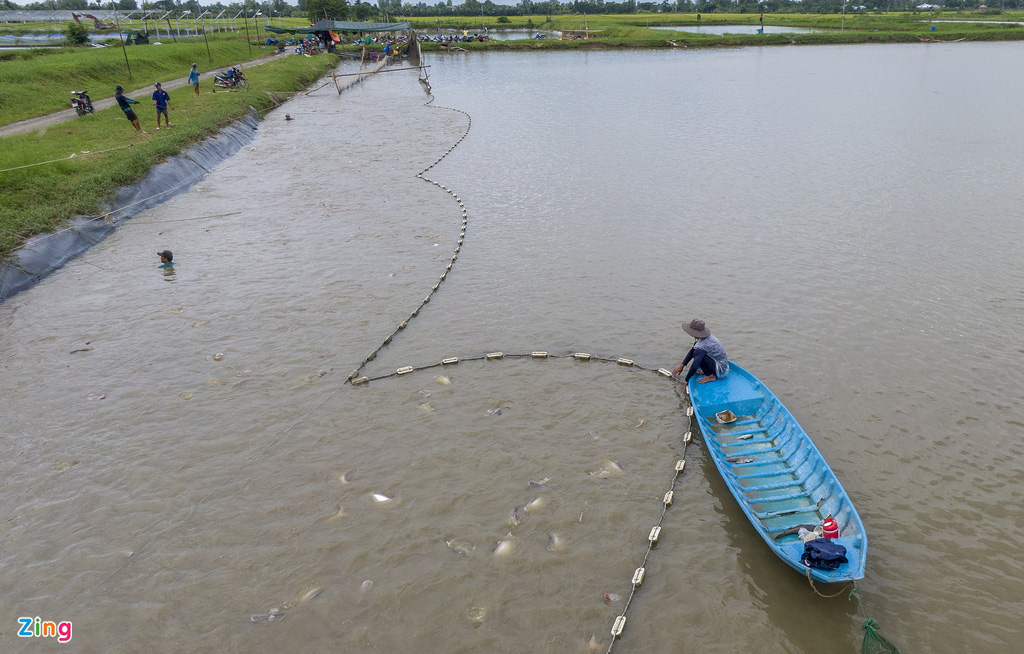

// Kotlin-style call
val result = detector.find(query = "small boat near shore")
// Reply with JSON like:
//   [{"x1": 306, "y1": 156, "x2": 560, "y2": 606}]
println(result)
[{"x1": 688, "y1": 363, "x2": 867, "y2": 583}]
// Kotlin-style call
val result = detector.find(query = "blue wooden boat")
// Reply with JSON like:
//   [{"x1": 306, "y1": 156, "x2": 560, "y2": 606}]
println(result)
[{"x1": 687, "y1": 363, "x2": 867, "y2": 583}]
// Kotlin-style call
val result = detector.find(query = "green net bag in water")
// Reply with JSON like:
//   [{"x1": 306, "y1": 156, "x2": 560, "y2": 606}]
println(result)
[{"x1": 861, "y1": 618, "x2": 901, "y2": 654}]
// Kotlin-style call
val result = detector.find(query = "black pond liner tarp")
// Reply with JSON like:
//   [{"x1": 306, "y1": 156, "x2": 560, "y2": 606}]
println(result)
[{"x1": 0, "y1": 113, "x2": 261, "y2": 303}]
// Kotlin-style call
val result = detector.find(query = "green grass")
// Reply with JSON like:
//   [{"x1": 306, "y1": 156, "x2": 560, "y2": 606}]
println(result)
[
  {"x1": 0, "y1": 53, "x2": 335, "y2": 259},
  {"x1": 0, "y1": 34, "x2": 275, "y2": 126},
  {"x1": 0, "y1": 16, "x2": 316, "y2": 35},
  {"x1": 406, "y1": 11, "x2": 1024, "y2": 51}
]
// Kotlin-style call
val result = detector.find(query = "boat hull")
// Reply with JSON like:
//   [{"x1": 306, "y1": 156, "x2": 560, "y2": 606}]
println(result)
[{"x1": 687, "y1": 363, "x2": 867, "y2": 583}]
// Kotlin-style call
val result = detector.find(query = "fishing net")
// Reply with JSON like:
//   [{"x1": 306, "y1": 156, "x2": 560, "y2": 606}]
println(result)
[{"x1": 861, "y1": 618, "x2": 901, "y2": 653}]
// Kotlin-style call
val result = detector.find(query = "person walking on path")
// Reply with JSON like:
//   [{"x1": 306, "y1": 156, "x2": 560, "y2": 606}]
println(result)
[
  {"x1": 188, "y1": 63, "x2": 200, "y2": 96},
  {"x1": 672, "y1": 319, "x2": 730, "y2": 383},
  {"x1": 152, "y1": 82, "x2": 171, "y2": 130},
  {"x1": 114, "y1": 85, "x2": 145, "y2": 133}
]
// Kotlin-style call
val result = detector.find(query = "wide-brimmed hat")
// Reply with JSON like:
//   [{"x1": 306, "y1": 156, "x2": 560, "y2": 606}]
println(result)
[{"x1": 683, "y1": 319, "x2": 711, "y2": 339}]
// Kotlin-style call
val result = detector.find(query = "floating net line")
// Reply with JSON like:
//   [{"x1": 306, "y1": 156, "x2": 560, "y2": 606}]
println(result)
[{"x1": 22, "y1": 61, "x2": 901, "y2": 654}]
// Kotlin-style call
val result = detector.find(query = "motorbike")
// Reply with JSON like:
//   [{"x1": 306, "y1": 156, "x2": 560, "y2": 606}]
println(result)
[
  {"x1": 213, "y1": 67, "x2": 248, "y2": 90},
  {"x1": 70, "y1": 90, "x2": 94, "y2": 116}
]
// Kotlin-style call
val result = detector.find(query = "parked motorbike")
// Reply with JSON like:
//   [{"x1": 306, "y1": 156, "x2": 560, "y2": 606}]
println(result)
[
  {"x1": 70, "y1": 90, "x2": 94, "y2": 116},
  {"x1": 213, "y1": 67, "x2": 248, "y2": 90}
]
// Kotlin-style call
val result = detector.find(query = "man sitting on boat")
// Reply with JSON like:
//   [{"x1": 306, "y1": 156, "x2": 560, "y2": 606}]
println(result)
[{"x1": 672, "y1": 319, "x2": 730, "y2": 383}]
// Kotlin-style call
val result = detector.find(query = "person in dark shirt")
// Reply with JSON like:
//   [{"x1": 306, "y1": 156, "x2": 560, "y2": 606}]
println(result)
[
  {"x1": 152, "y1": 82, "x2": 171, "y2": 129},
  {"x1": 114, "y1": 85, "x2": 144, "y2": 133}
]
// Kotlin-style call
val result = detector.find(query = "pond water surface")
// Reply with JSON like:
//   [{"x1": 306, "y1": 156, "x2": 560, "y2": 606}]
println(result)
[
  {"x1": 651, "y1": 24, "x2": 828, "y2": 34},
  {"x1": 2, "y1": 43, "x2": 1023, "y2": 653}
]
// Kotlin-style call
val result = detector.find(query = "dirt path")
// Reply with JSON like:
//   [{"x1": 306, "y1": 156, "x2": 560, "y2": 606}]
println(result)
[{"x1": 0, "y1": 50, "x2": 292, "y2": 138}]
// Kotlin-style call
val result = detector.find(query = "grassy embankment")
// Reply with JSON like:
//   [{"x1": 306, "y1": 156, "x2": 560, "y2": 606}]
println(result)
[
  {"x1": 0, "y1": 15, "x2": 316, "y2": 35},
  {"x1": 0, "y1": 52, "x2": 335, "y2": 259},
  {"x1": 403, "y1": 11, "x2": 1024, "y2": 50},
  {"x1": 0, "y1": 34, "x2": 289, "y2": 126}
]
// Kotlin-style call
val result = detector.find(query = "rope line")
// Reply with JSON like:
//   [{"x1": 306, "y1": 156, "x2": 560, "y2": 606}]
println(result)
[
  {"x1": 606, "y1": 383, "x2": 694, "y2": 653},
  {"x1": 344, "y1": 86, "x2": 472, "y2": 384},
  {"x1": 806, "y1": 569, "x2": 855, "y2": 599},
  {"x1": 0, "y1": 143, "x2": 137, "y2": 175}
]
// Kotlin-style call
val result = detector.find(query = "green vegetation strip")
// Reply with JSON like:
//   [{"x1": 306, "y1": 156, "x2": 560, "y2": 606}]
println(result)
[
  {"x1": 0, "y1": 35, "x2": 264, "y2": 126},
  {"x1": 0, "y1": 53, "x2": 335, "y2": 260},
  {"x1": 402, "y1": 11, "x2": 1024, "y2": 50}
]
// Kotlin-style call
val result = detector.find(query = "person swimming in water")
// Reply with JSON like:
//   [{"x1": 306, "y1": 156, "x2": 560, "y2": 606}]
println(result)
[{"x1": 157, "y1": 250, "x2": 174, "y2": 268}]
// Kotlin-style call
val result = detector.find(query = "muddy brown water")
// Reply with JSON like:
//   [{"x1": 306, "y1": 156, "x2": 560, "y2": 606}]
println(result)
[{"x1": 2, "y1": 44, "x2": 1023, "y2": 652}]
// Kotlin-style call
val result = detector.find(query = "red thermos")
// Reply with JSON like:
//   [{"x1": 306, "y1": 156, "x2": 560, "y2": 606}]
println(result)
[{"x1": 822, "y1": 516, "x2": 839, "y2": 539}]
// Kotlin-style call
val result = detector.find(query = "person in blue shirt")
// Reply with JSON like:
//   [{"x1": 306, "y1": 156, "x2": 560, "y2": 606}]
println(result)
[
  {"x1": 114, "y1": 85, "x2": 143, "y2": 133},
  {"x1": 188, "y1": 63, "x2": 200, "y2": 96},
  {"x1": 157, "y1": 250, "x2": 174, "y2": 268},
  {"x1": 672, "y1": 319, "x2": 730, "y2": 383},
  {"x1": 152, "y1": 82, "x2": 171, "y2": 130}
]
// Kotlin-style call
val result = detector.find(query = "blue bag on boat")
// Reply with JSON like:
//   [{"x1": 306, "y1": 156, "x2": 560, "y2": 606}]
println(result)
[{"x1": 801, "y1": 538, "x2": 848, "y2": 571}]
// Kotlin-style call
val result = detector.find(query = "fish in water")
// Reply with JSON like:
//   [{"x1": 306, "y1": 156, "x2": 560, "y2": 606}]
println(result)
[
  {"x1": 357, "y1": 580, "x2": 373, "y2": 604},
  {"x1": 589, "y1": 460, "x2": 624, "y2": 479},
  {"x1": 589, "y1": 431, "x2": 599, "y2": 440},
  {"x1": 487, "y1": 407, "x2": 503, "y2": 416},
  {"x1": 493, "y1": 533, "x2": 515, "y2": 556},
  {"x1": 467, "y1": 606, "x2": 487, "y2": 627},
  {"x1": 508, "y1": 506, "x2": 522, "y2": 527},
  {"x1": 446, "y1": 539, "x2": 473, "y2": 556},
  {"x1": 603, "y1": 593, "x2": 621, "y2": 603},
  {"x1": 547, "y1": 533, "x2": 562, "y2": 552},
  {"x1": 528, "y1": 477, "x2": 551, "y2": 489},
  {"x1": 372, "y1": 493, "x2": 392, "y2": 503},
  {"x1": 434, "y1": 375, "x2": 451, "y2": 385},
  {"x1": 524, "y1": 497, "x2": 545, "y2": 513},
  {"x1": 419, "y1": 403, "x2": 435, "y2": 413},
  {"x1": 298, "y1": 587, "x2": 323, "y2": 604},
  {"x1": 635, "y1": 418, "x2": 645, "y2": 428},
  {"x1": 252, "y1": 586, "x2": 322, "y2": 623}
]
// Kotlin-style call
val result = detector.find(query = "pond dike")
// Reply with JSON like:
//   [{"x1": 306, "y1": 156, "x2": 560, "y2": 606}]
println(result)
[
  {"x1": 0, "y1": 114, "x2": 261, "y2": 303},
  {"x1": 0, "y1": 57, "x2": 395, "y2": 304}
]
